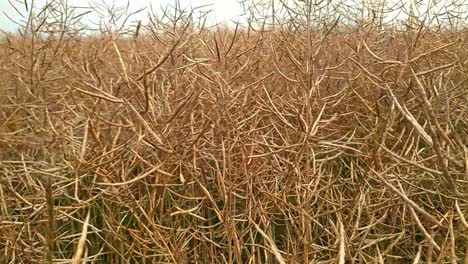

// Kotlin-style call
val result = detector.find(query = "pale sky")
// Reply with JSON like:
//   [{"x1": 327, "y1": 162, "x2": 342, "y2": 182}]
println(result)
[
  {"x1": 1, "y1": 0, "x2": 467, "y2": 32},
  {"x1": 0, "y1": 0, "x2": 245, "y2": 32}
]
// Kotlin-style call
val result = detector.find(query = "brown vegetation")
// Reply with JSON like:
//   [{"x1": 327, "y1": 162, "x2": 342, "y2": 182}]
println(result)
[{"x1": 0, "y1": 1, "x2": 467, "y2": 263}]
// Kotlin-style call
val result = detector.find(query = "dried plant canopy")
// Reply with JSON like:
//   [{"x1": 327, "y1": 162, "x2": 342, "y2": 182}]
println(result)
[{"x1": 0, "y1": 0, "x2": 467, "y2": 263}]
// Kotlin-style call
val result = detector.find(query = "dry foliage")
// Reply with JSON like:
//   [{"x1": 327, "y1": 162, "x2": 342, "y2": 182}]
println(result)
[{"x1": 0, "y1": 0, "x2": 467, "y2": 263}]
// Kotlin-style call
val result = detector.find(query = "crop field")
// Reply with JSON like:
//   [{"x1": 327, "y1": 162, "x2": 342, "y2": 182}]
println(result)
[{"x1": 0, "y1": 0, "x2": 467, "y2": 263}]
